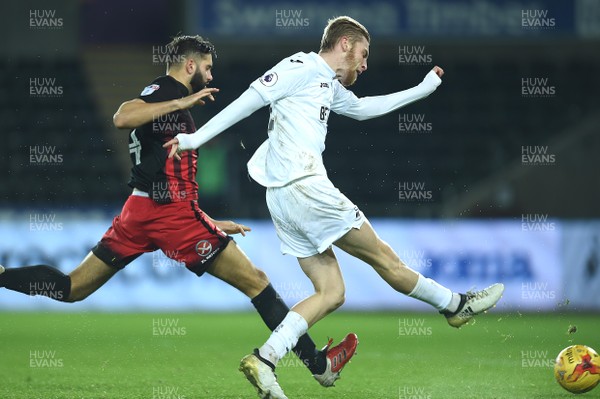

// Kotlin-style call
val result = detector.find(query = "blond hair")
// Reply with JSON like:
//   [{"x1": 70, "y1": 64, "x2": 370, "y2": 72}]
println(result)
[{"x1": 319, "y1": 16, "x2": 370, "y2": 53}]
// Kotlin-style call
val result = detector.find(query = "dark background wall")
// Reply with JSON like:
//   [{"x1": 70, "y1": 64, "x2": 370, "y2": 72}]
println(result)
[{"x1": 1, "y1": 0, "x2": 598, "y2": 219}]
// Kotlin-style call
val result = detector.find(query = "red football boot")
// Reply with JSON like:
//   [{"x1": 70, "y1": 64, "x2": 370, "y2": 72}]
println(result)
[{"x1": 313, "y1": 333, "x2": 359, "y2": 387}]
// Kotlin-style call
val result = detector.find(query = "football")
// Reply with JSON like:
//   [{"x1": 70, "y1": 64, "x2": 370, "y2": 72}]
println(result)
[{"x1": 554, "y1": 345, "x2": 600, "y2": 394}]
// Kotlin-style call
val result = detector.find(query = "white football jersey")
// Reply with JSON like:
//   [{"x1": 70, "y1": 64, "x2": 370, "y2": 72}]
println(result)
[{"x1": 247, "y1": 51, "x2": 358, "y2": 187}]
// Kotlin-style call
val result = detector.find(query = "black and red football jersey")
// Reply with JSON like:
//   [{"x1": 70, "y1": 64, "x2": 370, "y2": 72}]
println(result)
[{"x1": 127, "y1": 75, "x2": 198, "y2": 203}]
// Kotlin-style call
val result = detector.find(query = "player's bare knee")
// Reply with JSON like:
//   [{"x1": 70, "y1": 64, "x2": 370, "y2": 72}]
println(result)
[
  {"x1": 329, "y1": 293, "x2": 345, "y2": 311},
  {"x1": 254, "y1": 267, "x2": 269, "y2": 287},
  {"x1": 322, "y1": 289, "x2": 345, "y2": 311},
  {"x1": 235, "y1": 266, "x2": 270, "y2": 298},
  {"x1": 246, "y1": 266, "x2": 269, "y2": 293}
]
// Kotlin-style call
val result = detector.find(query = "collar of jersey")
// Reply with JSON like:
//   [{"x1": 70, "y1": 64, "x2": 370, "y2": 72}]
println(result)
[
  {"x1": 165, "y1": 75, "x2": 191, "y2": 96},
  {"x1": 309, "y1": 51, "x2": 337, "y2": 80}
]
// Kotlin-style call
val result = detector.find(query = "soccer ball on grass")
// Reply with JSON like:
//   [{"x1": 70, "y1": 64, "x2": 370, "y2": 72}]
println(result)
[{"x1": 554, "y1": 345, "x2": 600, "y2": 394}]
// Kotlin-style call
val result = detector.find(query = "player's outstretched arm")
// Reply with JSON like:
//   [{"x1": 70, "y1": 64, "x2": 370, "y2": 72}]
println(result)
[
  {"x1": 334, "y1": 66, "x2": 444, "y2": 121},
  {"x1": 163, "y1": 87, "x2": 267, "y2": 158},
  {"x1": 113, "y1": 88, "x2": 219, "y2": 129}
]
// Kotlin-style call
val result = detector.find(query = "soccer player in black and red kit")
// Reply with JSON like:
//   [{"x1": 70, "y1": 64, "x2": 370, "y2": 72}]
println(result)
[{"x1": 0, "y1": 35, "x2": 356, "y2": 391}]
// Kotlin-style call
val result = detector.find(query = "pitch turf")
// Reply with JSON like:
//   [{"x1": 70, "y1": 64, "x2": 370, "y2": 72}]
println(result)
[{"x1": 0, "y1": 311, "x2": 597, "y2": 399}]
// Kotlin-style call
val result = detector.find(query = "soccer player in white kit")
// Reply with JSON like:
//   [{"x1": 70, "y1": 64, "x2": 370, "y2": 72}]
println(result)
[{"x1": 165, "y1": 16, "x2": 505, "y2": 399}]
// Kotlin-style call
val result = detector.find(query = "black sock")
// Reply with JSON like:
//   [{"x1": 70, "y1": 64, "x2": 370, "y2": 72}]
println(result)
[
  {"x1": 251, "y1": 283, "x2": 327, "y2": 374},
  {"x1": 0, "y1": 265, "x2": 71, "y2": 302}
]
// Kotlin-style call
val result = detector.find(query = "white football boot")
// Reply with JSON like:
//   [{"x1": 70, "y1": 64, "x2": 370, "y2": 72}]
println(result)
[
  {"x1": 239, "y1": 350, "x2": 288, "y2": 399},
  {"x1": 442, "y1": 283, "x2": 505, "y2": 328}
]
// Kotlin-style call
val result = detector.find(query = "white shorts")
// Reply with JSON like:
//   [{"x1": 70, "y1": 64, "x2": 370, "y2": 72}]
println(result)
[{"x1": 266, "y1": 175, "x2": 366, "y2": 257}]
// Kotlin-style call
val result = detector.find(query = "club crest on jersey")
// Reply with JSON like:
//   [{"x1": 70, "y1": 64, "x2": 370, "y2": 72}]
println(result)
[
  {"x1": 259, "y1": 72, "x2": 278, "y2": 87},
  {"x1": 195, "y1": 240, "x2": 213, "y2": 257},
  {"x1": 140, "y1": 84, "x2": 160, "y2": 96}
]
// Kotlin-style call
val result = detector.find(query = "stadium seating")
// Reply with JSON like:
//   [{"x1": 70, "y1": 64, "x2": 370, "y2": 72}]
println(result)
[{"x1": 0, "y1": 59, "x2": 126, "y2": 208}]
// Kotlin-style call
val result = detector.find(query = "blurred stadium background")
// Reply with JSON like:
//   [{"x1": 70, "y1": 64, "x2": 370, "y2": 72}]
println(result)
[{"x1": 1, "y1": 0, "x2": 599, "y2": 337}]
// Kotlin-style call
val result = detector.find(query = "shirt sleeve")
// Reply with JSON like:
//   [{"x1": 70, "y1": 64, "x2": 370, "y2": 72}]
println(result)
[
  {"x1": 137, "y1": 77, "x2": 174, "y2": 103},
  {"x1": 175, "y1": 87, "x2": 267, "y2": 151},
  {"x1": 249, "y1": 54, "x2": 311, "y2": 104},
  {"x1": 330, "y1": 69, "x2": 442, "y2": 121}
]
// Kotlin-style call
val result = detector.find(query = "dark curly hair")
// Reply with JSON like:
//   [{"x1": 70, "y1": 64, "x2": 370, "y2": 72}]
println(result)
[{"x1": 165, "y1": 35, "x2": 216, "y2": 70}]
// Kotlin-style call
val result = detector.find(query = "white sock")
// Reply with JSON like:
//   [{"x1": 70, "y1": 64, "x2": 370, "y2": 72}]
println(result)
[
  {"x1": 408, "y1": 273, "x2": 454, "y2": 311},
  {"x1": 258, "y1": 311, "x2": 308, "y2": 367},
  {"x1": 446, "y1": 293, "x2": 462, "y2": 313}
]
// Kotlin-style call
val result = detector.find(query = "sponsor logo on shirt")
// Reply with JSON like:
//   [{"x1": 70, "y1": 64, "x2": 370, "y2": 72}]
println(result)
[
  {"x1": 320, "y1": 83, "x2": 329, "y2": 88},
  {"x1": 140, "y1": 84, "x2": 160, "y2": 96},
  {"x1": 259, "y1": 72, "x2": 278, "y2": 87}
]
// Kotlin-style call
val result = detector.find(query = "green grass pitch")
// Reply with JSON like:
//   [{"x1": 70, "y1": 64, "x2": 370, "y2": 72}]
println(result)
[{"x1": 0, "y1": 311, "x2": 597, "y2": 398}]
